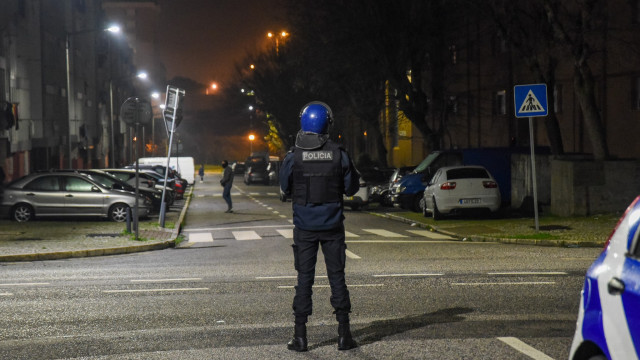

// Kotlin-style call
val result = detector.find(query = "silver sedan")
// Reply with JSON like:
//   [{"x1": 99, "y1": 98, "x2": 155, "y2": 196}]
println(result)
[{"x1": 0, "y1": 172, "x2": 151, "y2": 222}]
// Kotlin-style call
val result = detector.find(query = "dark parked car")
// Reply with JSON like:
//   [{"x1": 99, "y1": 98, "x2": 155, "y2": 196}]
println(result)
[
  {"x1": 0, "y1": 172, "x2": 151, "y2": 222},
  {"x1": 232, "y1": 161, "x2": 246, "y2": 175},
  {"x1": 244, "y1": 155, "x2": 269, "y2": 185},
  {"x1": 102, "y1": 169, "x2": 176, "y2": 205},
  {"x1": 78, "y1": 169, "x2": 163, "y2": 212}
]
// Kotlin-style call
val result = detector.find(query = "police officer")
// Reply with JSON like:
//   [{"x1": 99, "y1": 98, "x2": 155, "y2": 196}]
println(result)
[{"x1": 279, "y1": 101, "x2": 360, "y2": 352}]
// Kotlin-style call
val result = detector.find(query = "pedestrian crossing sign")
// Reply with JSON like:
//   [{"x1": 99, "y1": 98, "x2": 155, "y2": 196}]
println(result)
[{"x1": 514, "y1": 84, "x2": 548, "y2": 118}]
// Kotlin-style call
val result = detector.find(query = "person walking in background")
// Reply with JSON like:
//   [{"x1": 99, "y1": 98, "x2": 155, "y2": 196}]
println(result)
[
  {"x1": 198, "y1": 164, "x2": 205, "y2": 182},
  {"x1": 279, "y1": 101, "x2": 360, "y2": 352},
  {"x1": 220, "y1": 160, "x2": 234, "y2": 213}
]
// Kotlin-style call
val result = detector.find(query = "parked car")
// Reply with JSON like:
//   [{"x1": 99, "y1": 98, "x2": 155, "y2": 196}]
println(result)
[
  {"x1": 0, "y1": 172, "x2": 151, "y2": 222},
  {"x1": 244, "y1": 155, "x2": 269, "y2": 185},
  {"x1": 102, "y1": 168, "x2": 175, "y2": 205},
  {"x1": 569, "y1": 196, "x2": 640, "y2": 360},
  {"x1": 422, "y1": 165, "x2": 501, "y2": 220},
  {"x1": 363, "y1": 167, "x2": 397, "y2": 206},
  {"x1": 78, "y1": 169, "x2": 163, "y2": 212},
  {"x1": 232, "y1": 161, "x2": 246, "y2": 175},
  {"x1": 267, "y1": 160, "x2": 282, "y2": 185},
  {"x1": 382, "y1": 166, "x2": 415, "y2": 207}
]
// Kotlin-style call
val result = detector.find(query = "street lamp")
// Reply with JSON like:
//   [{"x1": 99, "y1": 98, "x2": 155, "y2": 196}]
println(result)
[
  {"x1": 65, "y1": 25, "x2": 120, "y2": 168},
  {"x1": 109, "y1": 71, "x2": 148, "y2": 167},
  {"x1": 267, "y1": 30, "x2": 288, "y2": 55},
  {"x1": 248, "y1": 134, "x2": 255, "y2": 154}
]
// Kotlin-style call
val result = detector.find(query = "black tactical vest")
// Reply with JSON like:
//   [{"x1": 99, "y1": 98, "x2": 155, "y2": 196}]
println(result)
[{"x1": 292, "y1": 141, "x2": 343, "y2": 205}]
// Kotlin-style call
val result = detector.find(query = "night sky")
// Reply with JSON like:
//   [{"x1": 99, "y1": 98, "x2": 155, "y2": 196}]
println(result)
[{"x1": 156, "y1": 0, "x2": 285, "y2": 85}]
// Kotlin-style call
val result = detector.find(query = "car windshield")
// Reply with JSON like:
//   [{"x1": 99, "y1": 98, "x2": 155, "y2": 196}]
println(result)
[
  {"x1": 446, "y1": 168, "x2": 489, "y2": 180},
  {"x1": 413, "y1": 152, "x2": 440, "y2": 173}
]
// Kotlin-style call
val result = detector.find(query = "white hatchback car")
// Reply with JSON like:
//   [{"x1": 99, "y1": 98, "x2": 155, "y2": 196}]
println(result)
[{"x1": 422, "y1": 165, "x2": 501, "y2": 220}]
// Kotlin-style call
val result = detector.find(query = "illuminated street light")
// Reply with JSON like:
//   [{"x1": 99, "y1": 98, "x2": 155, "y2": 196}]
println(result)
[
  {"x1": 109, "y1": 71, "x2": 148, "y2": 167},
  {"x1": 66, "y1": 24, "x2": 121, "y2": 168},
  {"x1": 248, "y1": 134, "x2": 255, "y2": 154},
  {"x1": 267, "y1": 30, "x2": 288, "y2": 55}
]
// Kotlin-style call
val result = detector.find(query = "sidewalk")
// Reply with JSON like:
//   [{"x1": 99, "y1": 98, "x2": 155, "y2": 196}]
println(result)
[
  {"x1": 0, "y1": 187, "x2": 192, "y2": 262},
  {"x1": 369, "y1": 206, "x2": 617, "y2": 248}
]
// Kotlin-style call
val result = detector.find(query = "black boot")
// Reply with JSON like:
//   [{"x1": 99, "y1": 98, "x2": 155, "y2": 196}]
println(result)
[
  {"x1": 338, "y1": 322, "x2": 357, "y2": 350},
  {"x1": 287, "y1": 323, "x2": 308, "y2": 352}
]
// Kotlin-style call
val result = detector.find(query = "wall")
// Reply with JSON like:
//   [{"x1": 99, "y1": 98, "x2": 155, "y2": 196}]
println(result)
[{"x1": 551, "y1": 159, "x2": 640, "y2": 216}]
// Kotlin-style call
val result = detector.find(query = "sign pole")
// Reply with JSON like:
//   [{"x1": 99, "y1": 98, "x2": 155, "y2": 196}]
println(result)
[
  {"x1": 514, "y1": 83, "x2": 547, "y2": 232},
  {"x1": 528, "y1": 117, "x2": 540, "y2": 232}
]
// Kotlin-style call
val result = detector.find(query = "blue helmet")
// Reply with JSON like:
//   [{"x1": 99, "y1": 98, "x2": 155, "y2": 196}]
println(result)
[{"x1": 299, "y1": 101, "x2": 333, "y2": 134}]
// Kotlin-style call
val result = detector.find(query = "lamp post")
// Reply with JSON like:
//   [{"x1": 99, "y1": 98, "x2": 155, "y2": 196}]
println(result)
[
  {"x1": 109, "y1": 71, "x2": 147, "y2": 167},
  {"x1": 267, "y1": 31, "x2": 288, "y2": 55},
  {"x1": 65, "y1": 25, "x2": 120, "y2": 168},
  {"x1": 248, "y1": 134, "x2": 255, "y2": 155}
]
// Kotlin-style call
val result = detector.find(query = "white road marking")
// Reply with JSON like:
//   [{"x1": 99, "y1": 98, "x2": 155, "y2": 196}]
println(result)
[
  {"x1": 276, "y1": 229, "x2": 294, "y2": 239},
  {"x1": 0, "y1": 282, "x2": 49, "y2": 286},
  {"x1": 278, "y1": 284, "x2": 383, "y2": 289},
  {"x1": 233, "y1": 231, "x2": 261, "y2": 240},
  {"x1": 267, "y1": 193, "x2": 277, "y2": 196},
  {"x1": 272, "y1": 211, "x2": 279, "y2": 214},
  {"x1": 373, "y1": 273, "x2": 444, "y2": 277},
  {"x1": 0, "y1": 293, "x2": 13, "y2": 296},
  {"x1": 488, "y1": 271, "x2": 568, "y2": 276},
  {"x1": 363, "y1": 229, "x2": 407, "y2": 238},
  {"x1": 103, "y1": 288, "x2": 209, "y2": 294},
  {"x1": 345, "y1": 231, "x2": 359, "y2": 237},
  {"x1": 131, "y1": 278, "x2": 202, "y2": 283},
  {"x1": 256, "y1": 276, "x2": 328, "y2": 280},
  {"x1": 279, "y1": 215, "x2": 287, "y2": 218},
  {"x1": 185, "y1": 225, "x2": 293, "y2": 232},
  {"x1": 452, "y1": 281, "x2": 556, "y2": 286},
  {"x1": 497, "y1": 337, "x2": 555, "y2": 360},
  {"x1": 346, "y1": 240, "x2": 456, "y2": 244},
  {"x1": 188, "y1": 232, "x2": 213, "y2": 243},
  {"x1": 250, "y1": 192, "x2": 260, "y2": 196},
  {"x1": 406, "y1": 230, "x2": 454, "y2": 239},
  {"x1": 345, "y1": 249, "x2": 361, "y2": 259},
  {"x1": 267, "y1": 207, "x2": 273, "y2": 210}
]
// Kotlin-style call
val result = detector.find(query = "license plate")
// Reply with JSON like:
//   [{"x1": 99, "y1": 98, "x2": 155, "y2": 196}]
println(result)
[{"x1": 460, "y1": 198, "x2": 481, "y2": 204}]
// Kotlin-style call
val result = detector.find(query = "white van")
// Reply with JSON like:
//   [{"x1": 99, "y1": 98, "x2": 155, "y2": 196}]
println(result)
[{"x1": 137, "y1": 157, "x2": 195, "y2": 185}]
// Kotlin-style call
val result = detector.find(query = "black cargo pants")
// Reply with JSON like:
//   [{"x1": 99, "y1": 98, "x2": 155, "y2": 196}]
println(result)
[{"x1": 291, "y1": 224, "x2": 351, "y2": 324}]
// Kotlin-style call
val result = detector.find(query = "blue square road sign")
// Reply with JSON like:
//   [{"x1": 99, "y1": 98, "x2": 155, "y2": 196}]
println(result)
[{"x1": 514, "y1": 84, "x2": 548, "y2": 118}]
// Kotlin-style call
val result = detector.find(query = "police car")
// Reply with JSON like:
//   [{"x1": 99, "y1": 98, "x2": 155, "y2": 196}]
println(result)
[{"x1": 570, "y1": 196, "x2": 640, "y2": 360}]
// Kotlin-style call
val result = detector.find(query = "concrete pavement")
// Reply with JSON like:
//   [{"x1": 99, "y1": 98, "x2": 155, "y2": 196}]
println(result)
[{"x1": 0, "y1": 175, "x2": 616, "y2": 262}]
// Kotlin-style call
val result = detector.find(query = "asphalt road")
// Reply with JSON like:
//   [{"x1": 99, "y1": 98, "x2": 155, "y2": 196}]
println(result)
[{"x1": 0, "y1": 174, "x2": 601, "y2": 359}]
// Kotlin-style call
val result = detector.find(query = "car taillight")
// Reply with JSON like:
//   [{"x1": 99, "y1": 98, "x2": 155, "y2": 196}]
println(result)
[
  {"x1": 483, "y1": 181, "x2": 498, "y2": 188},
  {"x1": 440, "y1": 182, "x2": 456, "y2": 190}
]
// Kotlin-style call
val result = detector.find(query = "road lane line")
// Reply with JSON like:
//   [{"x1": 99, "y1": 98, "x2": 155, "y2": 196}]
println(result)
[
  {"x1": 256, "y1": 276, "x2": 328, "y2": 280},
  {"x1": 346, "y1": 240, "x2": 458, "y2": 243},
  {"x1": 0, "y1": 282, "x2": 49, "y2": 286},
  {"x1": 452, "y1": 281, "x2": 556, "y2": 286},
  {"x1": 233, "y1": 231, "x2": 261, "y2": 240},
  {"x1": 373, "y1": 273, "x2": 444, "y2": 277},
  {"x1": 185, "y1": 225, "x2": 293, "y2": 232},
  {"x1": 0, "y1": 293, "x2": 13, "y2": 296},
  {"x1": 345, "y1": 249, "x2": 361, "y2": 259},
  {"x1": 131, "y1": 278, "x2": 202, "y2": 283},
  {"x1": 497, "y1": 337, "x2": 554, "y2": 360},
  {"x1": 278, "y1": 284, "x2": 384, "y2": 289},
  {"x1": 363, "y1": 229, "x2": 407, "y2": 238},
  {"x1": 488, "y1": 271, "x2": 568, "y2": 275},
  {"x1": 279, "y1": 215, "x2": 287, "y2": 218},
  {"x1": 103, "y1": 288, "x2": 209, "y2": 294},
  {"x1": 276, "y1": 229, "x2": 293, "y2": 239},
  {"x1": 345, "y1": 231, "x2": 359, "y2": 237},
  {"x1": 188, "y1": 233, "x2": 213, "y2": 243},
  {"x1": 406, "y1": 230, "x2": 454, "y2": 239}
]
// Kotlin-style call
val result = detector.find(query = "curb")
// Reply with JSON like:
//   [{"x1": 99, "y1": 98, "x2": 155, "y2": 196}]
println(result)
[
  {"x1": 0, "y1": 186, "x2": 194, "y2": 262},
  {"x1": 370, "y1": 211, "x2": 604, "y2": 248}
]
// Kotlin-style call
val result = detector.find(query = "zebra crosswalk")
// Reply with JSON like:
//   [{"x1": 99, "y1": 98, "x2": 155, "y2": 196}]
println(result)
[{"x1": 184, "y1": 227, "x2": 455, "y2": 243}]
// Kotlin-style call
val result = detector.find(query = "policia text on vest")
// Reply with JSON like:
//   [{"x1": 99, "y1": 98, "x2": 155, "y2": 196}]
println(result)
[{"x1": 302, "y1": 150, "x2": 333, "y2": 161}]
